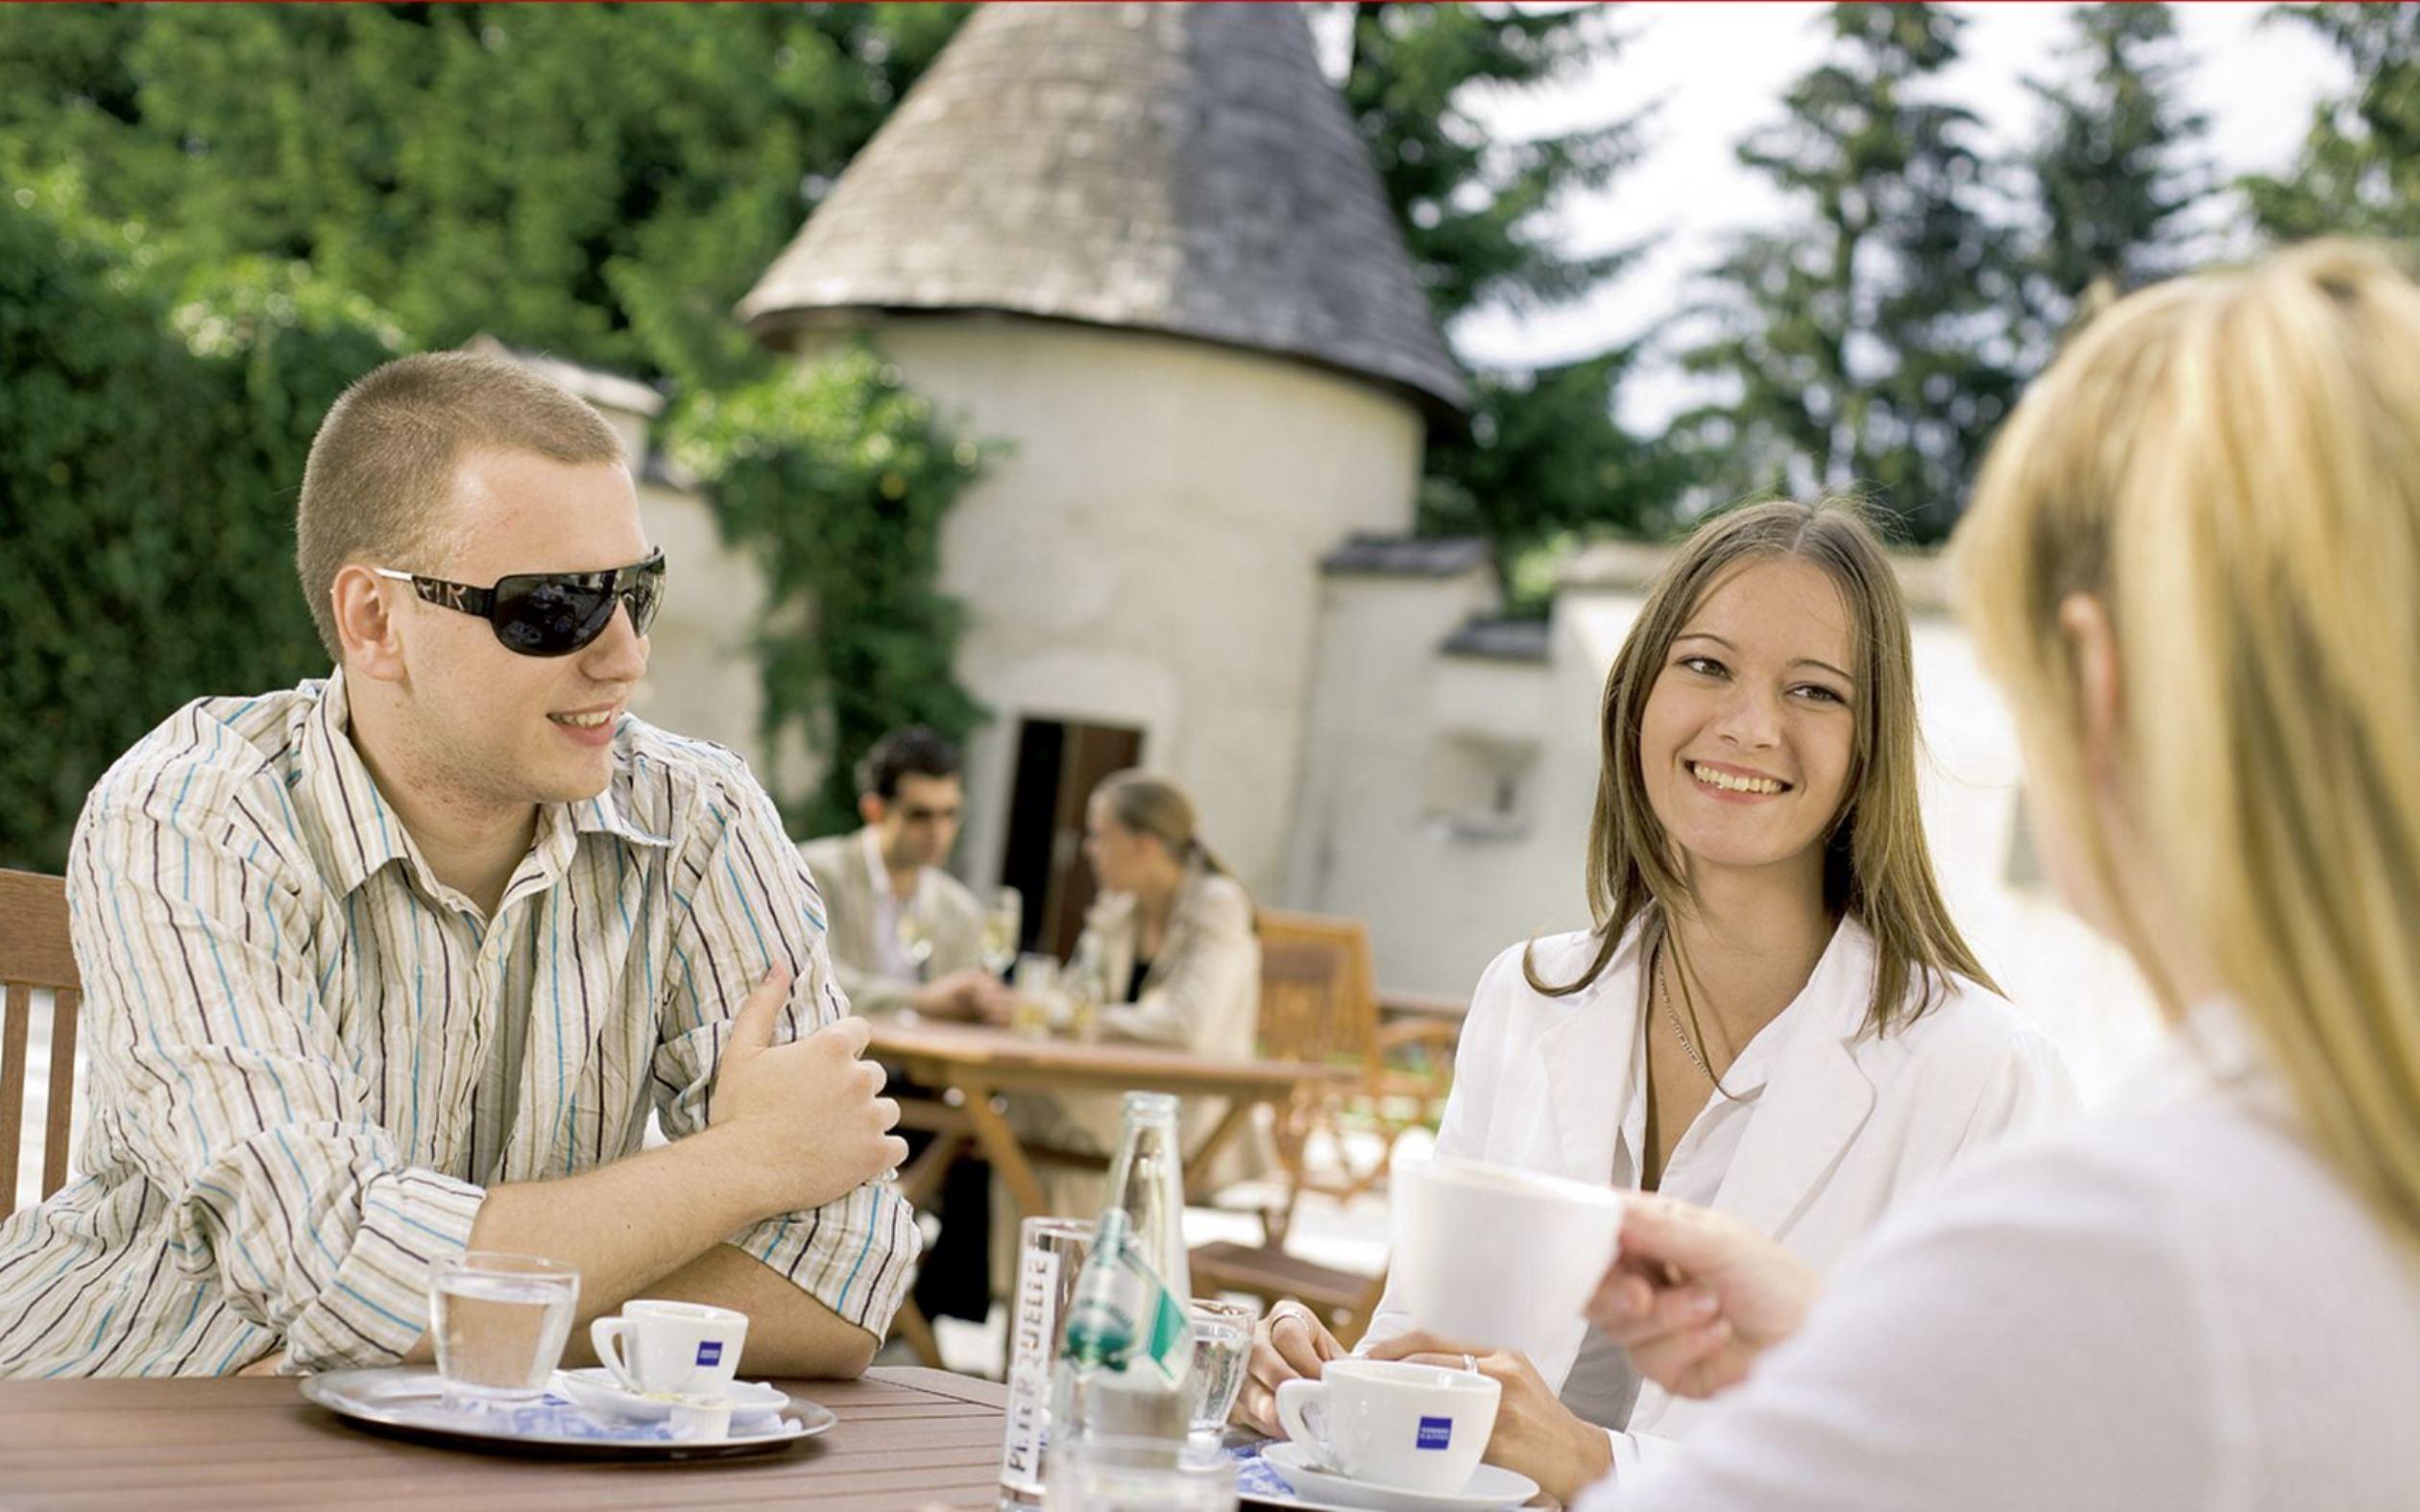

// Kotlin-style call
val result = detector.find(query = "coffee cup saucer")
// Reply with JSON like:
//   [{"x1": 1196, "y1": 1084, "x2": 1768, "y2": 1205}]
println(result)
[
  {"x1": 551, "y1": 1366, "x2": 791, "y2": 1424},
  {"x1": 1261, "y1": 1442, "x2": 1540, "y2": 1510}
]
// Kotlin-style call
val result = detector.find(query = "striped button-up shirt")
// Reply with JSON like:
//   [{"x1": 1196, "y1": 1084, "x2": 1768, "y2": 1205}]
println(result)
[{"x1": 0, "y1": 672, "x2": 918, "y2": 1377}]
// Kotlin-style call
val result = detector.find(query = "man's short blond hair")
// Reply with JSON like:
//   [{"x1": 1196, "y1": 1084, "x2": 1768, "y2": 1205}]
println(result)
[{"x1": 295, "y1": 350, "x2": 627, "y2": 660}]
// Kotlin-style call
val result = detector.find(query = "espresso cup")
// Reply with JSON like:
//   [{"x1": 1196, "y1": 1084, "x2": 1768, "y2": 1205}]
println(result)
[
  {"x1": 1274, "y1": 1357, "x2": 1500, "y2": 1494},
  {"x1": 590, "y1": 1300, "x2": 748, "y2": 1399},
  {"x1": 1391, "y1": 1155, "x2": 1626, "y2": 1367}
]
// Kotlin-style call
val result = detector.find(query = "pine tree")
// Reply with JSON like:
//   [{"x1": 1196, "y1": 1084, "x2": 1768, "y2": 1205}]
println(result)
[
  {"x1": 2243, "y1": 4, "x2": 2420, "y2": 243},
  {"x1": 1332, "y1": 2, "x2": 1674, "y2": 575},
  {"x1": 2019, "y1": 3, "x2": 2211, "y2": 356},
  {"x1": 1676, "y1": 3, "x2": 2021, "y2": 542}
]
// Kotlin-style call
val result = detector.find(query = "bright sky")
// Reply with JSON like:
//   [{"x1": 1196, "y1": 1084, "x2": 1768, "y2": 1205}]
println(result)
[{"x1": 1318, "y1": 3, "x2": 2353, "y2": 427}]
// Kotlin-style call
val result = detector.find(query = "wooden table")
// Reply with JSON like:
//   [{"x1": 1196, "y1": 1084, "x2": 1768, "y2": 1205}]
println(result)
[
  {"x1": 869, "y1": 1020, "x2": 1349, "y2": 1221},
  {"x1": 0, "y1": 1366, "x2": 1007, "y2": 1510},
  {"x1": 870, "y1": 1020, "x2": 1351, "y2": 1369}
]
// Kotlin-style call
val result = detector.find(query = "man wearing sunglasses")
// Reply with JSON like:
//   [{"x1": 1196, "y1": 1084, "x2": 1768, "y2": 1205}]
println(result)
[{"x1": 0, "y1": 351, "x2": 916, "y2": 1381}]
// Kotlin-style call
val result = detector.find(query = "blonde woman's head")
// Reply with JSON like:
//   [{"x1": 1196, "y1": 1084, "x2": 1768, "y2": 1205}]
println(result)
[{"x1": 1956, "y1": 238, "x2": 2420, "y2": 1241}]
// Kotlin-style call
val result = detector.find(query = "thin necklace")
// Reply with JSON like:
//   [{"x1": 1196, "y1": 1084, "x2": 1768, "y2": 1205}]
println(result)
[{"x1": 1657, "y1": 944, "x2": 1717, "y2": 1085}]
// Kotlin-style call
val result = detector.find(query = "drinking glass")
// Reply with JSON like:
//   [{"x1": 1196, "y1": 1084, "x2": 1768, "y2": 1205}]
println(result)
[
  {"x1": 427, "y1": 1251, "x2": 579, "y2": 1405},
  {"x1": 998, "y1": 1216, "x2": 1096, "y2": 1505},
  {"x1": 982, "y1": 887, "x2": 1023, "y2": 977},
  {"x1": 1186, "y1": 1298, "x2": 1257, "y2": 1435},
  {"x1": 1047, "y1": 1435, "x2": 1237, "y2": 1512},
  {"x1": 1010, "y1": 952, "x2": 1058, "y2": 1040},
  {"x1": 1064, "y1": 948, "x2": 1105, "y2": 1044}
]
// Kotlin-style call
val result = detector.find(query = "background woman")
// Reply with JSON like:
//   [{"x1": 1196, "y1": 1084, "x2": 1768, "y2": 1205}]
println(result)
[
  {"x1": 1014, "y1": 771, "x2": 1267, "y2": 1213},
  {"x1": 1238, "y1": 499, "x2": 2072, "y2": 1501}
]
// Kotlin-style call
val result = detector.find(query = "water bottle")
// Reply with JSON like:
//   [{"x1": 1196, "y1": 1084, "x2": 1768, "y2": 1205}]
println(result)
[{"x1": 1048, "y1": 1092, "x2": 1196, "y2": 1451}]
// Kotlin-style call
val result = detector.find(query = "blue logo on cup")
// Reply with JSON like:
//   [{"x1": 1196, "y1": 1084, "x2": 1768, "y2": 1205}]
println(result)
[
  {"x1": 696, "y1": 1340, "x2": 723, "y2": 1367},
  {"x1": 1416, "y1": 1415, "x2": 1453, "y2": 1451}
]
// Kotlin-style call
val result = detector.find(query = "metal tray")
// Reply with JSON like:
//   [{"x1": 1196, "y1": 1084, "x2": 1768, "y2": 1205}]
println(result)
[{"x1": 301, "y1": 1366, "x2": 835, "y2": 1462}]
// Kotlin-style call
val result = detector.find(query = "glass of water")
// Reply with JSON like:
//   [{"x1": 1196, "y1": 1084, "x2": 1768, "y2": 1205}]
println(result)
[
  {"x1": 1000, "y1": 1217, "x2": 1096, "y2": 1505},
  {"x1": 1047, "y1": 1435, "x2": 1237, "y2": 1512},
  {"x1": 427, "y1": 1251, "x2": 579, "y2": 1405},
  {"x1": 1187, "y1": 1298, "x2": 1257, "y2": 1435}
]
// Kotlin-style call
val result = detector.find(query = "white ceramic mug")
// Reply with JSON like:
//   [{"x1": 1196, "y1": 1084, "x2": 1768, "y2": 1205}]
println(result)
[
  {"x1": 589, "y1": 1300, "x2": 748, "y2": 1399},
  {"x1": 1274, "y1": 1357, "x2": 1500, "y2": 1493},
  {"x1": 1391, "y1": 1155, "x2": 1627, "y2": 1367}
]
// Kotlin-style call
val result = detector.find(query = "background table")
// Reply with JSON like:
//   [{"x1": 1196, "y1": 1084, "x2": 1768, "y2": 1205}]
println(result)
[
  {"x1": 0, "y1": 1366, "x2": 1006, "y2": 1510},
  {"x1": 870, "y1": 1019, "x2": 1350, "y2": 1221}
]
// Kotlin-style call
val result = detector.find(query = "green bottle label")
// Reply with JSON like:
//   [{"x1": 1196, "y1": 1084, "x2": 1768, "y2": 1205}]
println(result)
[{"x1": 1136, "y1": 1277, "x2": 1190, "y2": 1384}]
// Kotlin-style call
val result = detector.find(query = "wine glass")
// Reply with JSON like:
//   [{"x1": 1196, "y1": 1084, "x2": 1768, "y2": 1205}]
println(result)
[
  {"x1": 896, "y1": 909, "x2": 935, "y2": 981},
  {"x1": 981, "y1": 887, "x2": 1023, "y2": 977}
]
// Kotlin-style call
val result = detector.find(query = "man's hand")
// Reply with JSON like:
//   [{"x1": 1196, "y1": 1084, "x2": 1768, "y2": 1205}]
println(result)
[
  {"x1": 1233, "y1": 1299, "x2": 1345, "y2": 1435},
  {"x1": 1584, "y1": 1192, "x2": 1821, "y2": 1400},
  {"x1": 711, "y1": 967, "x2": 908, "y2": 1216},
  {"x1": 912, "y1": 968, "x2": 1014, "y2": 1022},
  {"x1": 1364, "y1": 1332, "x2": 1611, "y2": 1503}
]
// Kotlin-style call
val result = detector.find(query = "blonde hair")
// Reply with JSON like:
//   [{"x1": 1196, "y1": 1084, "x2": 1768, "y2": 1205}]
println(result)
[
  {"x1": 1956, "y1": 239, "x2": 2420, "y2": 1244},
  {"x1": 1092, "y1": 770, "x2": 1233, "y2": 879},
  {"x1": 295, "y1": 350, "x2": 625, "y2": 660},
  {"x1": 1532, "y1": 497, "x2": 1996, "y2": 1034}
]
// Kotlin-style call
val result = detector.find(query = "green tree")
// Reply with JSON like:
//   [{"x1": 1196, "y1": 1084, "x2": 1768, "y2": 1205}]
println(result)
[
  {"x1": 2244, "y1": 4, "x2": 2420, "y2": 243},
  {"x1": 667, "y1": 350, "x2": 989, "y2": 837},
  {"x1": 1677, "y1": 2, "x2": 2021, "y2": 542},
  {"x1": 1416, "y1": 345, "x2": 1693, "y2": 613},
  {"x1": 0, "y1": 166, "x2": 402, "y2": 870},
  {"x1": 1333, "y1": 2, "x2": 1674, "y2": 579},
  {"x1": 0, "y1": 3, "x2": 969, "y2": 385},
  {"x1": 2019, "y1": 3, "x2": 2211, "y2": 354}
]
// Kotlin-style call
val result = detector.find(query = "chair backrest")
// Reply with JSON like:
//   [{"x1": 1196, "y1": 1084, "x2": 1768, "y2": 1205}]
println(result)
[
  {"x1": 1254, "y1": 908, "x2": 1379, "y2": 1066},
  {"x1": 1, "y1": 870, "x2": 81, "y2": 1214}
]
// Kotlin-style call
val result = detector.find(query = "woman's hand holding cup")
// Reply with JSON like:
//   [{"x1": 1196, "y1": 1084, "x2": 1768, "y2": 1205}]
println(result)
[
  {"x1": 1233, "y1": 1298, "x2": 1344, "y2": 1435},
  {"x1": 1584, "y1": 1192, "x2": 1821, "y2": 1400}
]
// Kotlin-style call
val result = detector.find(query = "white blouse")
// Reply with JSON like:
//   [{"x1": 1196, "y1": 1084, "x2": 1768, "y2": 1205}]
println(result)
[
  {"x1": 1360, "y1": 918, "x2": 2075, "y2": 1477},
  {"x1": 1580, "y1": 1004, "x2": 2420, "y2": 1511},
  {"x1": 1556, "y1": 961, "x2": 1819, "y2": 1433}
]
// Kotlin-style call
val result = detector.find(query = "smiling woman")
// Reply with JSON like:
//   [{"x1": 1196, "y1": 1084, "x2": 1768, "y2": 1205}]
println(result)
[{"x1": 1236, "y1": 497, "x2": 2074, "y2": 1501}]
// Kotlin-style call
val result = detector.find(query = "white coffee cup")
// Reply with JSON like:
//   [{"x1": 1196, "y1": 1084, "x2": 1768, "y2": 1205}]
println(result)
[
  {"x1": 1274, "y1": 1356, "x2": 1500, "y2": 1493},
  {"x1": 590, "y1": 1300, "x2": 748, "y2": 1400},
  {"x1": 1391, "y1": 1155, "x2": 1626, "y2": 1367}
]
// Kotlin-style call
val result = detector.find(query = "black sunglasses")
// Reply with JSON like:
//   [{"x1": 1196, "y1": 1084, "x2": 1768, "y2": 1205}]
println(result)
[{"x1": 374, "y1": 548, "x2": 666, "y2": 657}]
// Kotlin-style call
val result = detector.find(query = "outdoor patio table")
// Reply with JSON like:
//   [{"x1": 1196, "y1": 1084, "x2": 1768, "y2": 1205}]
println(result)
[
  {"x1": 0, "y1": 1365, "x2": 1006, "y2": 1509},
  {"x1": 867, "y1": 1019, "x2": 1352, "y2": 1221}
]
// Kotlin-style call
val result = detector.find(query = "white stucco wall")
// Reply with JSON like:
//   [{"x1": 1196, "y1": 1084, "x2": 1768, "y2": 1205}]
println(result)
[{"x1": 784, "y1": 315, "x2": 1428, "y2": 897}]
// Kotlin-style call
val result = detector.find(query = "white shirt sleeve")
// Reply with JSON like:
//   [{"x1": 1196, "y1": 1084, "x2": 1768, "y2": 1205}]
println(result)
[{"x1": 1577, "y1": 1138, "x2": 2231, "y2": 1512}]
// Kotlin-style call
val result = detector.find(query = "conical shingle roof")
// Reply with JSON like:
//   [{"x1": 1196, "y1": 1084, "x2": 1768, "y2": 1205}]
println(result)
[{"x1": 738, "y1": 2, "x2": 1468, "y2": 415}]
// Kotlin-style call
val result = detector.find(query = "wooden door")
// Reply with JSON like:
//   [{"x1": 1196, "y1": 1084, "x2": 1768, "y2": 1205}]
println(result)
[{"x1": 997, "y1": 718, "x2": 1145, "y2": 960}]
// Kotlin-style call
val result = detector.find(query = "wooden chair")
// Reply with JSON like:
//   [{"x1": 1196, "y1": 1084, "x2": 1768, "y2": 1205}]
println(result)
[
  {"x1": 1, "y1": 870, "x2": 81, "y2": 1216},
  {"x1": 1191, "y1": 909, "x2": 1459, "y2": 1344},
  {"x1": 1255, "y1": 911, "x2": 1459, "y2": 1226}
]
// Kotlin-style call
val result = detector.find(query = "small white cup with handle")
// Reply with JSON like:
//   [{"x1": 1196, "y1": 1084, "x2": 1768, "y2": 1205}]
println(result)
[
  {"x1": 1392, "y1": 1155, "x2": 1627, "y2": 1368},
  {"x1": 1274, "y1": 1356, "x2": 1500, "y2": 1494},
  {"x1": 590, "y1": 1300, "x2": 748, "y2": 1401}
]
